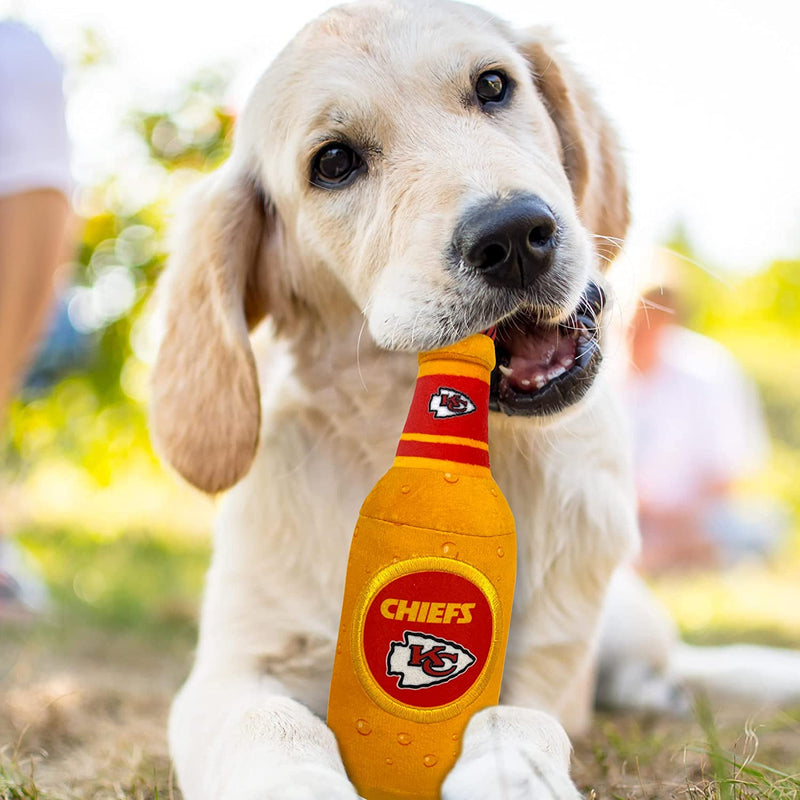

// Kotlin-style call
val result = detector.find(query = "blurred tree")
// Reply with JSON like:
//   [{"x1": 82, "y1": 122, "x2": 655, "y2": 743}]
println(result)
[{"x1": 1, "y1": 71, "x2": 234, "y2": 485}]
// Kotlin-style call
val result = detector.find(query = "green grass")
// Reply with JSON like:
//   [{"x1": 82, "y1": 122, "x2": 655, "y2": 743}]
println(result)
[
  {"x1": 0, "y1": 761, "x2": 51, "y2": 800},
  {"x1": 574, "y1": 704, "x2": 800, "y2": 800},
  {"x1": 15, "y1": 525, "x2": 209, "y2": 638},
  {"x1": 693, "y1": 698, "x2": 800, "y2": 800}
]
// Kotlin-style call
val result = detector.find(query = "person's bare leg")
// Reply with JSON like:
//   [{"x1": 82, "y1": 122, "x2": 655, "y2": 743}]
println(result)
[
  {"x1": 0, "y1": 188, "x2": 69, "y2": 415},
  {"x1": 0, "y1": 188, "x2": 69, "y2": 618}
]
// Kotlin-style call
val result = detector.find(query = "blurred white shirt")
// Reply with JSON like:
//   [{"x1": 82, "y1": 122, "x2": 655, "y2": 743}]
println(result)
[
  {"x1": 626, "y1": 325, "x2": 769, "y2": 510},
  {"x1": 0, "y1": 21, "x2": 71, "y2": 198}
]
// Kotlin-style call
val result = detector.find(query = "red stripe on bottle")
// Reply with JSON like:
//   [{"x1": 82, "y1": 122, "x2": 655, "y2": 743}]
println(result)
[
  {"x1": 395, "y1": 438, "x2": 490, "y2": 468},
  {"x1": 403, "y1": 374, "x2": 490, "y2": 443}
]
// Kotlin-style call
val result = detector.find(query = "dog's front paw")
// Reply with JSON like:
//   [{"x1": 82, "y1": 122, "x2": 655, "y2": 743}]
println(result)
[
  {"x1": 441, "y1": 707, "x2": 582, "y2": 800},
  {"x1": 239, "y1": 764, "x2": 360, "y2": 800},
  {"x1": 442, "y1": 747, "x2": 581, "y2": 800}
]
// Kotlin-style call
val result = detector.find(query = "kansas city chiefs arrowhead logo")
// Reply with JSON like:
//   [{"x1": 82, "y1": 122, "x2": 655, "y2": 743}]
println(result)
[
  {"x1": 428, "y1": 387, "x2": 476, "y2": 419},
  {"x1": 386, "y1": 631, "x2": 477, "y2": 689}
]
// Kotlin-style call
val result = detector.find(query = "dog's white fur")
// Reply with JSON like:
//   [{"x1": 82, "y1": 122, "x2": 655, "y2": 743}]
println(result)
[
  {"x1": 151, "y1": 2, "x2": 639, "y2": 797},
  {"x1": 597, "y1": 567, "x2": 800, "y2": 715}
]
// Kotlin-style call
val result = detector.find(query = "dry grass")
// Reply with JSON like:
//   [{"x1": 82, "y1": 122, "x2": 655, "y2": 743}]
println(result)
[
  {"x1": 573, "y1": 706, "x2": 800, "y2": 799},
  {"x1": 0, "y1": 625, "x2": 185, "y2": 800},
  {"x1": 2, "y1": 622, "x2": 799, "y2": 800}
]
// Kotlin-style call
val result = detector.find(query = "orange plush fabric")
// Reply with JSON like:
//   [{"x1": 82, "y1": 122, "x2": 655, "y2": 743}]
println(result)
[{"x1": 328, "y1": 335, "x2": 517, "y2": 799}]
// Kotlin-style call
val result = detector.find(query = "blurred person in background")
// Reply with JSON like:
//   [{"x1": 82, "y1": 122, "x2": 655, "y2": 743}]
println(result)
[
  {"x1": 0, "y1": 20, "x2": 71, "y2": 619},
  {"x1": 626, "y1": 284, "x2": 782, "y2": 574}
]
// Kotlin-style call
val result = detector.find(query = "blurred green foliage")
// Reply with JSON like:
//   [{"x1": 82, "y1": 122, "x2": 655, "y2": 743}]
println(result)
[
  {"x1": 671, "y1": 242, "x2": 800, "y2": 528},
  {"x1": 687, "y1": 258, "x2": 800, "y2": 449},
  {"x1": 2, "y1": 75, "x2": 234, "y2": 484},
  {"x1": 17, "y1": 525, "x2": 208, "y2": 637}
]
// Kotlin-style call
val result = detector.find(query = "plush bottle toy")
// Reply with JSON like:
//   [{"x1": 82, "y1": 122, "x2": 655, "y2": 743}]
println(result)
[{"x1": 327, "y1": 333, "x2": 517, "y2": 800}]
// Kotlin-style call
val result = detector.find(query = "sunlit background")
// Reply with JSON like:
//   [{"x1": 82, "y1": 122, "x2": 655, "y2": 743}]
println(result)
[
  {"x1": 6, "y1": 0, "x2": 800, "y2": 269},
  {"x1": 0, "y1": 0, "x2": 799, "y2": 797}
]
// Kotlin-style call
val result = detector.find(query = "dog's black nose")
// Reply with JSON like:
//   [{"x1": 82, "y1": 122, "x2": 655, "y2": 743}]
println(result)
[{"x1": 456, "y1": 195, "x2": 558, "y2": 289}]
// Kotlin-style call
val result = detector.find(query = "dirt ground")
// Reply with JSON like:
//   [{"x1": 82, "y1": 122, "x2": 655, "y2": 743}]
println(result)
[
  {"x1": 1, "y1": 624, "x2": 184, "y2": 799},
  {"x1": 2, "y1": 624, "x2": 799, "y2": 800}
]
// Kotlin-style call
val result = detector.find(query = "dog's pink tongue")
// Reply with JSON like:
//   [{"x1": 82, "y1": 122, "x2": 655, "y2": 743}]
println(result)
[{"x1": 502, "y1": 326, "x2": 577, "y2": 391}]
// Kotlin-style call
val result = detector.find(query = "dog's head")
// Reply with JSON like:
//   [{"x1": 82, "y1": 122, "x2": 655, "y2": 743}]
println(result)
[{"x1": 151, "y1": 0, "x2": 629, "y2": 492}]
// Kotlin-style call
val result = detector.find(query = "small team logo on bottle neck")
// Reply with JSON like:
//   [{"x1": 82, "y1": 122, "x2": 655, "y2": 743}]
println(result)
[{"x1": 428, "y1": 387, "x2": 476, "y2": 419}]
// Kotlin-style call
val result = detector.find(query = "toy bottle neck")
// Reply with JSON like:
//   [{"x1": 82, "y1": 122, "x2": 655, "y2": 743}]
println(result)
[{"x1": 393, "y1": 334, "x2": 495, "y2": 476}]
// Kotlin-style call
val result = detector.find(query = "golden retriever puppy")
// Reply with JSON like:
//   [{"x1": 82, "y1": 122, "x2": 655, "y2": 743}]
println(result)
[{"x1": 150, "y1": 1, "x2": 637, "y2": 797}]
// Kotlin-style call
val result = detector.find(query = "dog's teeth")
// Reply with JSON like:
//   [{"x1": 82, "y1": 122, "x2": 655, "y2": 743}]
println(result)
[
  {"x1": 547, "y1": 365, "x2": 567, "y2": 381},
  {"x1": 533, "y1": 375, "x2": 547, "y2": 389},
  {"x1": 498, "y1": 364, "x2": 513, "y2": 377},
  {"x1": 560, "y1": 357, "x2": 574, "y2": 369},
  {"x1": 520, "y1": 378, "x2": 531, "y2": 387}
]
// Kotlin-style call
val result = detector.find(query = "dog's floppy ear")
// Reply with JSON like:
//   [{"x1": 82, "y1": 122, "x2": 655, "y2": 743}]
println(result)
[
  {"x1": 150, "y1": 157, "x2": 270, "y2": 494},
  {"x1": 517, "y1": 29, "x2": 629, "y2": 264}
]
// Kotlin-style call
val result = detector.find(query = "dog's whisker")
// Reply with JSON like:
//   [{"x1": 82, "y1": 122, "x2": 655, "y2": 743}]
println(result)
[
  {"x1": 657, "y1": 245, "x2": 732, "y2": 286},
  {"x1": 639, "y1": 296, "x2": 675, "y2": 315},
  {"x1": 540, "y1": 422, "x2": 571, "y2": 459},
  {"x1": 356, "y1": 315, "x2": 370, "y2": 392},
  {"x1": 589, "y1": 233, "x2": 626, "y2": 245}
]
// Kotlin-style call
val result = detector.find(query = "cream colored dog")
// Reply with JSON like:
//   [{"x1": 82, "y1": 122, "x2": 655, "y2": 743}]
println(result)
[{"x1": 150, "y1": 1, "x2": 638, "y2": 797}]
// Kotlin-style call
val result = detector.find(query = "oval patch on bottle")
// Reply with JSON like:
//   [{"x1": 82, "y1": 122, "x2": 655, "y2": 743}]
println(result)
[{"x1": 352, "y1": 559, "x2": 500, "y2": 722}]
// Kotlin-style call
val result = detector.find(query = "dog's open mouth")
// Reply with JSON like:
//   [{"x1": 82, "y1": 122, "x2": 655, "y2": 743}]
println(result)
[{"x1": 489, "y1": 282, "x2": 605, "y2": 416}]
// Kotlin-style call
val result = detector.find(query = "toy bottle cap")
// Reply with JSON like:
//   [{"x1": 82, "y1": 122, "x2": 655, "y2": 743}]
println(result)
[{"x1": 418, "y1": 333, "x2": 496, "y2": 372}]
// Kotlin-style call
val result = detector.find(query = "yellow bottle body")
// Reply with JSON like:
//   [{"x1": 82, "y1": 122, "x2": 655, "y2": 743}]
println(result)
[{"x1": 327, "y1": 334, "x2": 516, "y2": 800}]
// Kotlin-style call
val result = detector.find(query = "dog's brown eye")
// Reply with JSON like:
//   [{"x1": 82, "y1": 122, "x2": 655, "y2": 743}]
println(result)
[
  {"x1": 476, "y1": 71, "x2": 508, "y2": 105},
  {"x1": 312, "y1": 144, "x2": 362, "y2": 187}
]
